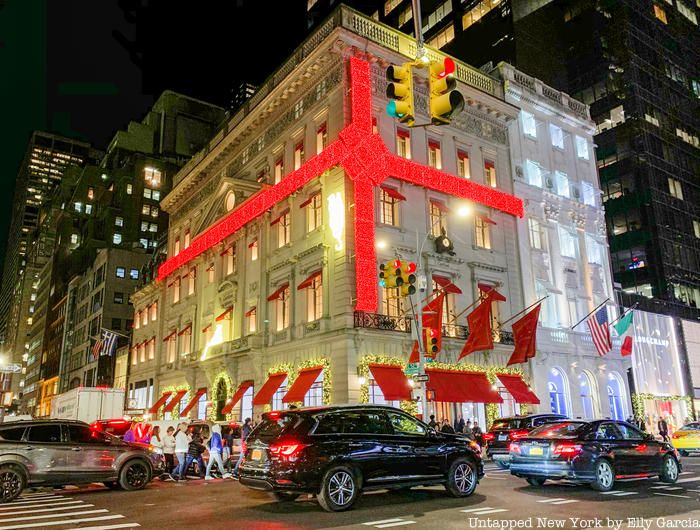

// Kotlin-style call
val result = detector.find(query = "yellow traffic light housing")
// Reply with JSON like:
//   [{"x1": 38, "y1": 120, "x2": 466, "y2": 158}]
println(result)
[
  {"x1": 429, "y1": 58, "x2": 464, "y2": 125},
  {"x1": 379, "y1": 259, "x2": 402, "y2": 289},
  {"x1": 386, "y1": 63, "x2": 415, "y2": 127}
]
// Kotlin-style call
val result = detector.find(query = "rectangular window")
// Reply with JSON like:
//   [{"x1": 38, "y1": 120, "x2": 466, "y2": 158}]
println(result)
[
  {"x1": 130, "y1": 269, "x2": 139, "y2": 280},
  {"x1": 114, "y1": 292, "x2": 124, "y2": 304},
  {"x1": 382, "y1": 288, "x2": 402, "y2": 317},
  {"x1": 144, "y1": 167, "x2": 161, "y2": 187},
  {"x1": 384, "y1": 0, "x2": 401, "y2": 16},
  {"x1": 294, "y1": 142, "x2": 304, "y2": 170},
  {"x1": 115, "y1": 216, "x2": 124, "y2": 227},
  {"x1": 575, "y1": 136, "x2": 589, "y2": 159},
  {"x1": 582, "y1": 182, "x2": 596, "y2": 206},
  {"x1": 316, "y1": 124, "x2": 327, "y2": 155},
  {"x1": 141, "y1": 221, "x2": 149, "y2": 232},
  {"x1": 306, "y1": 193, "x2": 322, "y2": 232},
  {"x1": 184, "y1": 230, "x2": 190, "y2": 249},
  {"x1": 116, "y1": 267, "x2": 125, "y2": 278},
  {"x1": 139, "y1": 343, "x2": 146, "y2": 363},
  {"x1": 457, "y1": 151, "x2": 470, "y2": 178},
  {"x1": 250, "y1": 240, "x2": 258, "y2": 261},
  {"x1": 429, "y1": 201, "x2": 448, "y2": 237},
  {"x1": 141, "y1": 310, "x2": 148, "y2": 327},
  {"x1": 379, "y1": 189, "x2": 398, "y2": 226},
  {"x1": 274, "y1": 158, "x2": 283, "y2": 184},
  {"x1": 525, "y1": 160, "x2": 543, "y2": 187},
  {"x1": 167, "y1": 335, "x2": 176, "y2": 363},
  {"x1": 307, "y1": 277, "x2": 323, "y2": 322},
  {"x1": 586, "y1": 235, "x2": 603, "y2": 265},
  {"x1": 276, "y1": 287, "x2": 290, "y2": 331},
  {"x1": 150, "y1": 302, "x2": 157, "y2": 321},
  {"x1": 693, "y1": 220, "x2": 700, "y2": 238},
  {"x1": 426, "y1": 22, "x2": 454, "y2": 48},
  {"x1": 126, "y1": 184, "x2": 133, "y2": 195},
  {"x1": 173, "y1": 279, "x2": 180, "y2": 304},
  {"x1": 558, "y1": 226, "x2": 578, "y2": 258},
  {"x1": 568, "y1": 300, "x2": 578, "y2": 327},
  {"x1": 188, "y1": 267, "x2": 196, "y2": 295},
  {"x1": 224, "y1": 246, "x2": 236, "y2": 276},
  {"x1": 247, "y1": 307, "x2": 257, "y2": 334},
  {"x1": 484, "y1": 160, "x2": 497, "y2": 187},
  {"x1": 174, "y1": 238, "x2": 180, "y2": 257},
  {"x1": 555, "y1": 171, "x2": 570, "y2": 197},
  {"x1": 277, "y1": 211, "x2": 291, "y2": 247},
  {"x1": 131, "y1": 348, "x2": 138, "y2": 365},
  {"x1": 143, "y1": 188, "x2": 152, "y2": 199},
  {"x1": 475, "y1": 216, "x2": 492, "y2": 249},
  {"x1": 521, "y1": 111, "x2": 537, "y2": 138},
  {"x1": 75, "y1": 202, "x2": 83, "y2": 213},
  {"x1": 398, "y1": 5, "x2": 412, "y2": 25},
  {"x1": 550, "y1": 124, "x2": 564, "y2": 149},
  {"x1": 668, "y1": 177, "x2": 684, "y2": 200},
  {"x1": 528, "y1": 218, "x2": 545, "y2": 250},
  {"x1": 85, "y1": 204, "x2": 92, "y2": 215},
  {"x1": 113, "y1": 233, "x2": 122, "y2": 245},
  {"x1": 397, "y1": 129, "x2": 411, "y2": 159},
  {"x1": 148, "y1": 339, "x2": 155, "y2": 360},
  {"x1": 134, "y1": 311, "x2": 140, "y2": 329},
  {"x1": 428, "y1": 140, "x2": 442, "y2": 169},
  {"x1": 207, "y1": 263, "x2": 215, "y2": 283},
  {"x1": 180, "y1": 330, "x2": 191, "y2": 356}
]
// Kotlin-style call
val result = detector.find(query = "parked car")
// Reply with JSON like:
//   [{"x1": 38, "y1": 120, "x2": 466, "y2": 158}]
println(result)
[
  {"x1": 484, "y1": 413, "x2": 566, "y2": 468},
  {"x1": 671, "y1": 422, "x2": 700, "y2": 456},
  {"x1": 239, "y1": 405, "x2": 483, "y2": 512},
  {"x1": 508, "y1": 419, "x2": 681, "y2": 491},
  {"x1": 90, "y1": 418, "x2": 133, "y2": 438},
  {"x1": 0, "y1": 419, "x2": 162, "y2": 502}
]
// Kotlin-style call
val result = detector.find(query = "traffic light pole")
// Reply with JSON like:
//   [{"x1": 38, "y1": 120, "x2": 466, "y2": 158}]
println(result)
[
  {"x1": 412, "y1": 229, "x2": 430, "y2": 422},
  {"x1": 411, "y1": 0, "x2": 425, "y2": 58}
]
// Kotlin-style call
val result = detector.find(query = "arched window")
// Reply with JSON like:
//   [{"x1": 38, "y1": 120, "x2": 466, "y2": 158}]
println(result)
[
  {"x1": 607, "y1": 372, "x2": 626, "y2": 420},
  {"x1": 579, "y1": 372, "x2": 596, "y2": 419},
  {"x1": 548, "y1": 367, "x2": 569, "y2": 416}
]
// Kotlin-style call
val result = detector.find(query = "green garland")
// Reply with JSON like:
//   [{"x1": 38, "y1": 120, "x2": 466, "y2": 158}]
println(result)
[
  {"x1": 265, "y1": 359, "x2": 331, "y2": 408},
  {"x1": 159, "y1": 383, "x2": 191, "y2": 420},
  {"x1": 207, "y1": 370, "x2": 235, "y2": 421},
  {"x1": 631, "y1": 393, "x2": 693, "y2": 421}
]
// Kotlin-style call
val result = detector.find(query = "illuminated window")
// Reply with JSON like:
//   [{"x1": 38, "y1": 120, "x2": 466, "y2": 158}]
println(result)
[
  {"x1": 528, "y1": 218, "x2": 546, "y2": 250},
  {"x1": 462, "y1": 0, "x2": 502, "y2": 29},
  {"x1": 274, "y1": 158, "x2": 283, "y2": 184},
  {"x1": 316, "y1": 124, "x2": 327, "y2": 155},
  {"x1": 294, "y1": 142, "x2": 304, "y2": 170},
  {"x1": 677, "y1": 1, "x2": 698, "y2": 24},
  {"x1": 398, "y1": 6, "x2": 412, "y2": 25},
  {"x1": 74, "y1": 202, "x2": 83, "y2": 213},
  {"x1": 144, "y1": 167, "x2": 161, "y2": 186},
  {"x1": 426, "y1": 23, "x2": 455, "y2": 48},
  {"x1": 148, "y1": 339, "x2": 155, "y2": 360},
  {"x1": 555, "y1": 171, "x2": 570, "y2": 197},
  {"x1": 550, "y1": 124, "x2": 564, "y2": 149},
  {"x1": 150, "y1": 302, "x2": 157, "y2": 321},
  {"x1": 475, "y1": 216, "x2": 492, "y2": 249},
  {"x1": 429, "y1": 200, "x2": 448, "y2": 237},
  {"x1": 397, "y1": 129, "x2": 411, "y2": 159},
  {"x1": 87, "y1": 187, "x2": 94, "y2": 200},
  {"x1": 525, "y1": 160, "x2": 543, "y2": 187},
  {"x1": 70, "y1": 234, "x2": 79, "y2": 245},
  {"x1": 184, "y1": 230, "x2": 190, "y2": 249},
  {"x1": 131, "y1": 348, "x2": 137, "y2": 365},
  {"x1": 139, "y1": 343, "x2": 146, "y2": 363},
  {"x1": 224, "y1": 246, "x2": 236, "y2": 275},
  {"x1": 521, "y1": 111, "x2": 537, "y2": 138},
  {"x1": 116, "y1": 267, "x2": 126, "y2": 278},
  {"x1": 558, "y1": 226, "x2": 578, "y2": 258},
  {"x1": 693, "y1": 220, "x2": 700, "y2": 238},
  {"x1": 484, "y1": 160, "x2": 497, "y2": 187},
  {"x1": 379, "y1": 189, "x2": 399, "y2": 226},
  {"x1": 188, "y1": 267, "x2": 196, "y2": 295},
  {"x1": 276, "y1": 211, "x2": 291, "y2": 247},
  {"x1": 307, "y1": 277, "x2": 323, "y2": 322},
  {"x1": 134, "y1": 311, "x2": 140, "y2": 329},
  {"x1": 141, "y1": 310, "x2": 148, "y2": 327},
  {"x1": 575, "y1": 136, "x2": 589, "y2": 159},
  {"x1": 247, "y1": 307, "x2": 257, "y2": 334},
  {"x1": 306, "y1": 193, "x2": 322, "y2": 232},
  {"x1": 428, "y1": 140, "x2": 442, "y2": 169},
  {"x1": 586, "y1": 235, "x2": 603, "y2": 265},
  {"x1": 668, "y1": 178, "x2": 684, "y2": 200},
  {"x1": 180, "y1": 328, "x2": 191, "y2": 356},
  {"x1": 85, "y1": 204, "x2": 92, "y2": 215},
  {"x1": 174, "y1": 238, "x2": 180, "y2": 257},
  {"x1": 276, "y1": 287, "x2": 290, "y2": 331},
  {"x1": 457, "y1": 151, "x2": 470, "y2": 178},
  {"x1": 382, "y1": 288, "x2": 402, "y2": 317},
  {"x1": 250, "y1": 240, "x2": 258, "y2": 261},
  {"x1": 115, "y1": 216, "x2": 123, "y2": 227},
  {"x1": 173, "y1": 278, "x2": 180, "y2": 304},
  {"x1": 582, "y1": 182, "x2": 596, "y2": 206},
  {"x1": 293, "y1": 100, "x2": 304, "y2": 119},
  {"x1": 384, "y1": 0, "x2": 401, "y2": 15},
  {"x1": 207, "y1": 263, "x2": 215, "y2": 283},
  {"x1": 654, "y1": 4, "x2": 668, "y2": 23},
  {"x1": 126, "y1": 184, "x2": 133, "y2": 195}
]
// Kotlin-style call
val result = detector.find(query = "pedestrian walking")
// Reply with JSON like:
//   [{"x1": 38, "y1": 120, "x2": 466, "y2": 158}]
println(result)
[
  {"x1": 150, "y1": 426, "x2": 163, "y2": 454},
  {"x1": 162, "y1": 426, "x2": 176, "y2": 480},
  {"x1": 441, "y1": 419, "x2": 455, "y2": 434},
  {"x1": 185, "y1": 435, "x2": 207, "y2": 479},
  {"x1": 205, "y1": 424, "x2": 230, "y2": 480},
  {"x1": 233, "y1": 417, "x2": 253, "y2": 478},
  {"x1": 658, "y1": 416, "x2": 670, "y2": 442},
  {"x1": 454, "y1": 416, "x2": 465, "y2": 434},
  {"x1": 428, "y1": 415, "x2": 437, "y2": 429},
  {"x1": 472, "y1": 420, "x2": 483, "y2": 445},
  {"x1": 173, "y1": 423, "x2": 190, "y2": 480}
]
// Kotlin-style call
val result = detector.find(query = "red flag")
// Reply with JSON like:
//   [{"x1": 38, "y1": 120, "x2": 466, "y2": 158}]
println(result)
[
  {"x1": 506, "y1": 304, "x2": 541, "y2": 366},
  {"x1": 458, "y1": 293, "x2": 494, "y2": 360},
  {"x1": 409, "y1": 293, "x2": 445, "y2": 363},
  {"x1": 478, "y1": 283, "x2": 506, "y2": 302},
  {"x1": 621, "y1": 335, "x2": 633, "y2": 357}
]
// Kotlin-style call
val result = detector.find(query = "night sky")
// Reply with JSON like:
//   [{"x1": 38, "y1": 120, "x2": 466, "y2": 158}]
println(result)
[{"x1": 0, "y1": 0, "x2": 307, "y2": 280}]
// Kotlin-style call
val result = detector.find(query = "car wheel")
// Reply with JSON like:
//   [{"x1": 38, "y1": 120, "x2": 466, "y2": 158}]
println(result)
[
  {"x1": 660, "y1": 455, "x2": 679, "y2": 483},
  {"x1": 527, "y1": 478, "x2": 546, "y2": 487},
  {"x1": 317, "y1": 465, "x2": 360, "y2": 512},
  {"x1": 118, "y1": 459, "x2": 152, "y2": 491},
  {"x1": 445, "y1": 458, "x2": 478, "y2": 497},
  {"x1": 0, "y1": 465, "x2": 25, "y2": 503},
  {"x1": 496, "y1": 461, "x2": 509, "y2": 470},
  {"x1": 679, "y1": 450, "x2": 688, "y2": 457},
  {"x1": 269, "y1": 492, "x2": 300, "y2": 502},
  {"x1": 591, "y1": 460, "x2": 615, "y2": 492}
]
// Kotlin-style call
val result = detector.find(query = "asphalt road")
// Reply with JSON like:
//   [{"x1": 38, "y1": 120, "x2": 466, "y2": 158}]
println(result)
[{"x1": 1, "y1": 458, "x2": 699, "y2": 530}]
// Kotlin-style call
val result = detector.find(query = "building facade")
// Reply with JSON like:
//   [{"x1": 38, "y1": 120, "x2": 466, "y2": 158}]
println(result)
[{"x1": 127, "y1": 8, "x2": 628, "y2": 426}]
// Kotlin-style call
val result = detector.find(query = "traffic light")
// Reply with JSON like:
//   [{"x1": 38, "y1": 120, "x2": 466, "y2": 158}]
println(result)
[
  {"x1": 378, "y1": 259, "x2": 402, "y2": 288},
  {"x1": 425, "y1": 327, "x2": 439, "y2": 356},
  {"x1": 428, "y1": 57, "x2": 464, "y2": 125},
  {"x1": 386, "y1": 63, "x2": 415, "y2": 126},
  {"x1": 399, "y1": 261, "x2": 417, "y2": 297}
]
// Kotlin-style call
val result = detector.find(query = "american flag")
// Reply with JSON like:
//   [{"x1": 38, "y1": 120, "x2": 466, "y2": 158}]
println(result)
[{"x1": 586, "y1": 307, "x2": 612, "y2": 356}]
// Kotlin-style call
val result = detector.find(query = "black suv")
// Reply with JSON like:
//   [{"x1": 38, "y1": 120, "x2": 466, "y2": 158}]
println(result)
[
  {"x1": 484, "y1": 413, "x2": 566, "y2": 468},
  {"x1": 239, "y1": 405, "x2": 483, "y2": 512}
]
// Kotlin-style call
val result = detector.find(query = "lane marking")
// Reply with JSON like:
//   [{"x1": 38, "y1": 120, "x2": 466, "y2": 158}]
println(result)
[
  {"x1": 470, "y1": 509, "x2": 509, "y2": 515},
  {"x1": 461, "y1": 507, "x2": 498, "y2": 513},
  {"x1": 676, "y1": 476, "x2": 700, "y2": 483},
  {"x1": 68, "y1": 525, "x2": 142, "y2": 530},
  {"x1": 650, "y1": 486, "x2": 683, "y2": 490},
  {"x1": 536, "y1": 498, "x2": 566, "y2": 503},
  {"x1": 0, "y1": 503, "x2": 95, "y2": 516},
  {"x1": 550, "y1": 500, "x2": 579, "y2": 505},
  {"x1": 0, "y1": 500, "x2": 80, "y2": 510},
  {"x1": 0, "y1": 509, "x2": 108, "y2": 523},
  {"x1": 653, "y1": 492, "x2": 691, "y2": 499},
  {"x1": 609, "y1": 492, "x2": 638, "y2": 496},
  {"x1": 375, "y1": 522, "x2": 416, "y2": 529},
  {"x1": 0, "y1": 514, "x2": 123, "y2": 530},
  {"x1": 600, "y1": 491, "x2": 623, "y2": 495},
  {"x1": 363, "y1": 519, "x2": 404, "y2": 526}
]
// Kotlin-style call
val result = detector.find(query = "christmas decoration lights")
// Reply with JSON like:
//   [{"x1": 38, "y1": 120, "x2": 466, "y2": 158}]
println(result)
[
  {"x1": 157, "y1": 57, "x2": 524, "y2": 313},
  {"x1": 159, "y1": 383, "x2": 190, "y2": 420},
  {"x1": 208, "y1": 371, "x2": 235, "y2": 421}
]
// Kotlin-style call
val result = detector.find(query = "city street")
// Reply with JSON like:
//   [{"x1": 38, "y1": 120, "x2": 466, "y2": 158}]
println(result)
[{"x1": 2, "y1": 458, "x2": 699, "y2": 530}]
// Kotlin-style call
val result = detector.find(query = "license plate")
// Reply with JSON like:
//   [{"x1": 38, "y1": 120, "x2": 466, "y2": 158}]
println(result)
[
  {"x1": 251, "y1": 449, "x2": 262, "y2": 461},
  {"x1": 529, "y1": 447, "x2": 543, "y2": 455},
  {"x1": 498, "y1": 435, "x2": 508, "y2": 441}
]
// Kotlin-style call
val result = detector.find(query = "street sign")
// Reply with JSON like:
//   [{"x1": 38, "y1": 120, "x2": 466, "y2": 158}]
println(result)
[
  {"x1": 413, "y1": 374, "x2": 429, "y2": 383},
  {"x1": 0, "y1": 363, "x2": 22, "y2": 373},
  {"x1": 406, "y1": 363, "x2": 419, "y2": 375}
]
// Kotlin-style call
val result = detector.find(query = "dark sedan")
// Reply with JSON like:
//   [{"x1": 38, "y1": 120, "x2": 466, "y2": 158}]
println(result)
[
  {"x1": 509, "y1": 419, "x2": 681, "y2": 491},
  {"x1": 239, "y1": 405, "x2": 483, "y2": 511}
]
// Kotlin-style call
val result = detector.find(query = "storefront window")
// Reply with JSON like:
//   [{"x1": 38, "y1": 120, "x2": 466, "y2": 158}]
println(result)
[
  {"x1": 607, "y1": 372, "x2": 626, "y2": 421},
  {"x1": 548, "y1": 367, "x2": 570, "y2": 416},
  {"x1": 271, "y1": 379, "x2": 288, "y2": 411},
  {"x1": 579, "y1": 371, "x2": 597, "y2": 419},
  {"x1": 304, "y1": 372, "x2": 324, "y2": 407}
]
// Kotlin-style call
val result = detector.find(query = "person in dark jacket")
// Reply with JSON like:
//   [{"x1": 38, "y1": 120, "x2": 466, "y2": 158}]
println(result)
[
  {"x1": 232, "y1": 418, "x2": 253, "y2": 478},
  {"x1": 454, "y1": 416, "x2": 465, "y2": 434},
  {"x1": 658, "y1": 417, "x2": 670, "y2": 442},
  {"x1": 428, "y1": 415, "x2": 437, "y2": 429},
  {"x1": 472, "y1": 421, "x2": 483, "y2": 445},
  {"x1": 441, "y1": 419, "x2": 455, "y2": 434},
  {"x1": 184, "y1": 436, "x2": 206, "y2": 479}
]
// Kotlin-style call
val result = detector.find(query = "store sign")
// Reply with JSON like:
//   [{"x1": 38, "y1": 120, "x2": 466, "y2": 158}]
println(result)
[{"x1": 0, "y1": 363, "x2": 22, "y2": 373}]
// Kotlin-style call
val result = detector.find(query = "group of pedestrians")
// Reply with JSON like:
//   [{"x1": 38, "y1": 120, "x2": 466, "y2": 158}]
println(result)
[{"x1": 428, "y1": 415, "x2": 483, "y2": 443}]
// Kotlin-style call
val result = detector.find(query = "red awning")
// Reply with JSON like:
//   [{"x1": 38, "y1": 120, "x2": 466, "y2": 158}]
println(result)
[
  {"x1": 397, "y1": 128, "x2": 410, "y2": 139},
  {"x1": 148, "y1": 392, "x2": 172, "y2": 414},
  {"x1": 497, "y1": 374, "x2": 540, "y2": 404},
  {"x1": 283, "y1": 366, "x2": 323, "y2": 403},
  {"x1": 270, "y1": 209, "x2": 289, "y2": 226},
  {"x1": 216, "y1": 306, "x2": 233, "y2": 321},
  {"x1": 428, "y1": 140, "x2": 441, "y2": 149},
  {"x1": 426, "y1": 369, "x2": 503, "y2": 403},
  {"x1": 431, "y1": 200, "x2": 450, "y2": 213},
  {"x1": 248, "y1": 240, "x2": 257, "y2": 249},
  {"x1": 433, "y1": 275, "x2": 462, "y2": 294},
  {"x1": 221, "y1": 380, "x2": 254, "y2": 415},
  {"x1": 162, "y1": 389, "x2": 188, "y2": 413},
  {"x1": 244, "y1": 307, "x2": 256, "y2": 317},
  {"x1": 478, "y1": 283, "x2": 507, "y2": 302},
  {"x1": 162, "y1": 330, "x2": 177, "y2": 342},
  {"x1": 252, "y1": 373, "x2": 287, "y2": 406},
  {"x1": 179, "y1": 387, "x2": 207, "y2": 417},
  {"x1": 178, "y1": 323, "x2": 192, "y2": 336},
  {"x1": 478, "y1": 214, "x2": 497, "y2": 225},
  {"x1": 299, "y1": 193, "x2": 319, "y2": 208},
  {"x1": 267, "y1": 283, "x2": 289, "y2": 301},
  {"x1": 368, "y1": 364, "x2": 412, "y2": 401},
  {"x1": 380, "y1": 186, "x2": 406, "y2": 201},
  {"x1": 297, "y1": 270, "x2": 321, "y2": 290},
  {"x1": 220, "y1": 246, "x2": 234, "y2": 256}
]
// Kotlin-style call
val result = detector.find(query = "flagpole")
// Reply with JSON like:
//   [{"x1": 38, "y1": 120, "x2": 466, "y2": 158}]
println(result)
[
  {"x1": 445, "y1": 282, "x2": 503, "y2": 325},
  {"x1": 571, "y1": 297, "x2": 610, "y2": 330},
  {"x1": 498, "y1": 296, "x2": 548, "y2": 328},
  {"x1": 608, "y1": 302, "x2": 638, "y2": 328}
]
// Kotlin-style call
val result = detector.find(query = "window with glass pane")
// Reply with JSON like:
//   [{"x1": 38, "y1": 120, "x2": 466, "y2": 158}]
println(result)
[
  {"x1": 525, "y1": 160, "x2": 543, "y2": 187},
  {"x1": 585, "y1": 235, "x2": 602, "y2": 265},
  {"x1": 428, "y1": 141, "x2": 442, "y2": 169},
  {"x1": 457, "y1": 151, "x2": 470, "y2": 178},
  {"x1": 141, "y1": 310, "x2": 148, "y2": 327},
  {"x1": 475, "y1": 217, "x2": 491, "y2": 249},
  {"x1": 307, "y1": 277, "x2": 323, "y2": 322},
  {"x1": 316, "y1": 124, "x2": 327, "y2": 155},
  {"x1": 397, "y1": 130, "x2": 411, "y2": 159},
  {"x1": 304, "y1": 372, "x2": 324, "y2": 407},
  {"x1": 387, "y1": 411, "x2": 426, "y2": 435},
  {"x1": 575, "y1": 136, "x2": 589, "y2": 159},
  {"x1": 224, "y1": 247, "x2": 235, "y2": 275},
  {"x1": 668, "y1": 177, "x2": 684, "y2": 199},
  {"x1": 555, "y1": 171, "x2": 570, "y2": 197},
  {"x1": 248, "y1": 308, "x2": 257, "y2": 333},
  {"x1": 173, "y1": 279, "x2": 180, "y2": 304},
  {"x1": 429, "y1": 201, "x2": 447, "y2": 237},
  {"x1": 558, "y1": 226, "x2": 578, "y2": 258},
  {"x1": 307, "y1": 194, "x2": 322, "y2": 231},
  {"x1": 484, "y1": 161, "x2": 497, "y2": 187},
  {"x1": 379, "y1": 190, "x2": 398, "y2": 226},
  {"x1": 150, "y1": 302, "x2": 157, "y2": 321},
  {"x1": 582, "y1": 182, "x2": 596, "y2": 206},
  {"x1": 28, "y1": 425, "x2": 61, "y2": 443},
  {"x1": 188, "y1": 267, "x2": 196, "y2": 295},
  {"x1": 274, "y1": 158, "x2": 283, "y2": 184},
  {"x1": 278, "y1": 212, "x2": 290, "y2": 247},
  {"x1": 167, "y1": 335, "x2": 176, "y2": 363},
  {"x1": 276, "y1": 287, "x2": 290, "y2": 331},
  {"x1": 382, "y1": 288, "x2": 402, "y2": 317},
  {"x1": 550, "y1": 124, "x2": 564, "y2": 149},
  {"x1": 250, "y1": 240, "x2": 258, "y2": 261},
  {"x1": 521, "y1": 111, "x2": 537, "y2": 138},
  {"x1": 174, "y1": 238, "x2": 180, "y2": 256},
  {"x1": 294, "y1": 142, "x2": 304, "y2": 170},
  {"x1": 528, "y1": 218, "x2": 545, "y2": 250},
  {"x1": 271, "y1": 380, "x2": 288, "y2": 411}
]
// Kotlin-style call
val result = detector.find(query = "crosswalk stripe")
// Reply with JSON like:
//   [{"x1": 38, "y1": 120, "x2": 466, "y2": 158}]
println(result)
[
  {"x1": 653, "y1": 492, "x2": 691, "y2": 499},
  {"x1": 375, "y1": 522, "x2": 416, "y2": 528},
  {"x1": 0, "y1": 499, "x2": 80, "y2": 509},
  {"x1": 550, "y1": 500, "x2": 578, "y2": 505},
  {"x1": 471, "y1": 509, "x2": 509, "y2": 515},
  {"x1": 461, "y1": 507, "x2": 496, "y2": 513},
  {"x1": 600, "y1": 491, "x2": 623, "y2": 495},
  {"x1": 69, "y1": 525, "x2": 141, "y2": 530},
  {"x1": 676, "y1": 476, "x2": 700, "y2": 483},
  {"x1": 0, "y1": 514, "x2": 123, "y2": 530},
  {"x1": 363, "y1": 519, "x2": 404, "y2": 526},
  {"x1": 536, "y1": 498, "x2": 566, "y2": 503},
  {"x1": 16, "y1": 494, "x2": 60, "y2": 500},
  {"x1": 0, "y1": 503, "x2": 95, "y2": 516},
  {"x1": 0, "y1": 509, "x2": 108, "y2": 523},
  {"x1": 610, "y1": 492, "x2": 638, "y2": 496}
]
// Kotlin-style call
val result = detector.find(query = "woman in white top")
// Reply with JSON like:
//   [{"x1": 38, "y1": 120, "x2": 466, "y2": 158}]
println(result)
[
  {"x1": 162, "y1": 426, "x2": 177, "y2": 475},
  {"x1": 150, "y1": 425, "x2": 163, "y2": 454}
]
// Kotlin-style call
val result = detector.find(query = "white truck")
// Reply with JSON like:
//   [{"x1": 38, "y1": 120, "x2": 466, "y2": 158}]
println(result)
[{"x1": 51, "y1": 387, "x2": 126, "y2": 424}]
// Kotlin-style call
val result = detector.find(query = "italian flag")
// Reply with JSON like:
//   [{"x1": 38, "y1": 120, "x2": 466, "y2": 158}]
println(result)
[{"x1": 614, "y1": 310, "x2": 634, "y2": 357}]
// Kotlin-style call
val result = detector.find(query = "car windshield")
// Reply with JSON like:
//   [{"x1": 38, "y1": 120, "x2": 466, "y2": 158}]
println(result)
[
  {"x1": 528, "y1": 421, "x2": 587, "y2": 438},
  {"x1": 680, "y1": 423, "x2": 700, "y2": 431},
  {"x1": 490, "y1": 418, "x2": 526, "y2": 430}
]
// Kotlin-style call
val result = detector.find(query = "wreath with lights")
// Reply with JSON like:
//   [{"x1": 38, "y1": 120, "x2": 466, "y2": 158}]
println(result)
[{"x1": 207, "y1": 370, "x2": 235, "y2": 421}]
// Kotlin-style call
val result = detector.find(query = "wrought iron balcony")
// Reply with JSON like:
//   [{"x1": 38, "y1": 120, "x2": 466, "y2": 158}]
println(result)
[{"x1": 354, "y1": 311, "x2": 412, "y2": 333}]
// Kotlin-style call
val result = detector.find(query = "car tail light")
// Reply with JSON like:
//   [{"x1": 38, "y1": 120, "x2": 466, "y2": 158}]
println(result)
[
  {"x1": 553, "y1": 443, "x2": 582, "y2": 457},
  {"x1": 269, "y1": 442, "x2": 308, "y2": 459},
  {"x1": 483, "y1": 432, "x2": 495, "y2": 442},
  {"x1": 672, "y1": 433, "x2": 681, "y2": 439},
  {"x1": 509, "y1": 442, "x2": 521, "y2": 454},
  {"x1": 511, "y1": 430, "x2": 530, "y2": 440}
]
